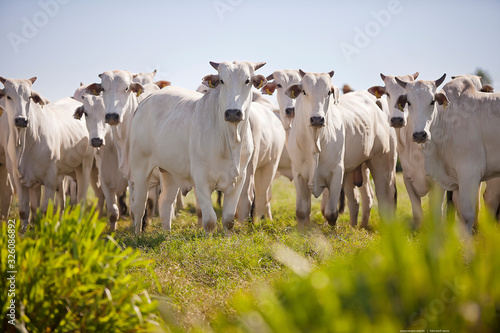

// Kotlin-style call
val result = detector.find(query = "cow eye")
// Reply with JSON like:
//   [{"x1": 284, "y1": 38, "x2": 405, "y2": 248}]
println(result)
[
  {"x1": 277, "y1": 84, "x2": 282, "y2": 88},
  {"x1": 245, "y1": 79, "x2": 250, "y2": 84},
  {"x1": 7, "y1": 96, "x2": 12, "y2": 100},
  {"x1": 430, "y1": 100, "x2": 435, "y2": 105},
  {"x1": 327, "y1": 90, "x2": 331, "y2": 96},
  {"x1": 386, "y1": 93, "x2": 391, "y2": 98},
  {"x1": 125, "y1": 87, "x2": 129, "y2": 92},
  {"x1": 303, "y1": 90, "x2": 306, "y2": 96},
  {"x1": 220, "y1": 79, "x2": 224, "y2": 84},
  {"x1": 84, "y1": 112, "x2": 88, "y2": 117}
]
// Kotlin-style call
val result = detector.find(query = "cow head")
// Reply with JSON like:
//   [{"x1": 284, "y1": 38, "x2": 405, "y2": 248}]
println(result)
[
  {"x1": 202, "y1": 61, "x2": 266, "y2": 125},
  {"x1": 74, "y1": 95, "x2": 108, "y2": 147},
  {"x1": 285, "y1": 70, "x2": 337, "y2": 153},
  {"x1": 261, "y1": 69, "x2": 302, "y2": 130},
  {"x1": 132, "y1": 69, "x2": 157, "y2": 85},
  {"x1": 0, "y1": 76, "x2": 44, "y2": 129},
  {"x1": 395, "y1": 74, "x2": 448, "y2": 144},
  {"x1": 368, "y1": 72, "x2": 419, "y2": 128},
  {"x1": 86, "y1": 70, "x2": 144, "y2": 126}
]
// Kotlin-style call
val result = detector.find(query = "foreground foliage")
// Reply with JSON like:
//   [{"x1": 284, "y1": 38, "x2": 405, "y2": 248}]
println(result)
[{"x1": 0, "y1": 204, "x2": 161, "y2": 332}]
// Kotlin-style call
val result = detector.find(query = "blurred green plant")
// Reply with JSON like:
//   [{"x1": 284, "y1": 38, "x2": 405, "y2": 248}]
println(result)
[
  {"x1": 213, "y1": 214, "x2": 500, "y2": 332},
  {"x1": 0, "y1": 203, "x2": 163, "y2": 332}
]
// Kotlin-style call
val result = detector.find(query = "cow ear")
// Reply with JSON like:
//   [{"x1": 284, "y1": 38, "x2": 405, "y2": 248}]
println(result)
[
  {"x1": 261, "y1": 82, "x2": 277, "y2": 95},
  {"x1": 85, "y1": 83, "x2": 103, "y2": 96},
  {"x1": 412, "y1": 72, "x2": 419, "y2": 80},
  {"x1": 395, "y1": 94, "x2": 408, "y2": 111},
  {"x1": 368, "y1": 86, "x2": 386, "y2": 99},
  {"x1": 481, "y1": 84, "x2": 494, "y2": 93},
  {"x1": 73, "y1": 105, "x2": 84, "y2": 120},
  {"x1": 0, "y1": 105, "x2": 4, "y2": 117},
  {"x1": 152, "y1": 69, "x2": 157, "y2": 77},
  {"x1": 434, "y1": 92, "x2": 449, "y2": 110},
  {"x1": 331, "y1": 86, "x2": 340, "y2": 104},
  {"x1": 155, "y1": 80, "x2": 171, "y2": 89},
  {"x1": 266, "y1": 74, "x2": 274, "y2": 81},
  {"x1": 252, "y1": 74, "x2": 267, "y2": 89},
  {"x1": 202, "y1": 74, "x2": 220, "y2": 88},
  {"x1": 28, "y1": 77, "x2": 37, "y2": 85},
  {"x1": 31, "y1": 91, "x2": 45, "y2": 108},
  {"x1": 129, "y1": 82, "x2": 144, "y2": 97},
  {"x1": 285, "y1": 84, "x2": 302, "y2": 99}
]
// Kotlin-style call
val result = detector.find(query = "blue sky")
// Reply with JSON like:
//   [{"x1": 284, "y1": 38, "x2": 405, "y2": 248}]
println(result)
[{"x1": 1, "y1": 0, "x2": 499, "y2": 101}]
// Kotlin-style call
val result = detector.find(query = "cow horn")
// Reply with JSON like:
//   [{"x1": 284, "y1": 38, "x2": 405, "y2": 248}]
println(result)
[
  {"x1": 380, "y1": 73, "x2": 386, "y2": 81},
  {"x1": 395, "y1": 77, "x2": 408, "y2": 89},
  {"x1": 254, "y1": 62, "x2": 266, "y2": 71},
  {"x1": 29, "y1": 77, "x2": 37, "y2": 85},
  {"x1": 328, "y1": 70, "x2": 335, "y2": 78},
  {"x1": 210, "y1": 61, "x2": 220, "y2": 70},
  {"x1": 412, "y1": 72, "x2": 419, "y2": 80},
  {"x1": 266, "y1": 74, "x2": 274, "y2": 81},
  {"x1": 435, "y1": 73, "x2": 446, "y2": 88},
  {"x1": 299, "y1": 69, "x2": 306, "y2": 78}
]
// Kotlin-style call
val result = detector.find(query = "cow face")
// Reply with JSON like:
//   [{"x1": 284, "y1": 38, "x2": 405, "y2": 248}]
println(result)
[
  {"x1": 261, "y1": 70, "x2": 302, "y2": 130},
  {"x1": 74, "y1": 95, "x2": 108, "y2": 148},
  {"x1": 86, "y1": 70, "x2": 144, "y2": 126},
  {"x1": 203, "y1": 61, "x2": 266, "y2": 125},
  {"x1": 0, "y1": 76, "x2": 44, "y2": 129},
  {"x1": 368, "y1": 72, "x2": 419, "y2": 128},
  {"x1": 395, "y1": 74, "x2": 448, "y2": 144},
  {"x1": 285, "y1": 71, "x2": 337, "y2": 153}
]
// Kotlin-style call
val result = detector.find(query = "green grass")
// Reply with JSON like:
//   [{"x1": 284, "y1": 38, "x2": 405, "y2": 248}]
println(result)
[{"x1": 5, "y1": 174, "x2": 499, "y2": 331}]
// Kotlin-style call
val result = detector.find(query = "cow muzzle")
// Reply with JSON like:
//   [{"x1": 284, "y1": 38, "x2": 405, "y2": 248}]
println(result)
[
  {"x1": 310, "y1": 116, "x2": 325, "y2": 128},
  {"x1": 224, "y1": 109, "x2": 243, "y2": 123},
  {"x1": 14, "y1": 117, "x2": 28, "y2": 128},
  {"x1": 105, "y1": 113, "x2": 120, "y2": 125},
  {"x1": 413, "y1": 131, "x2": 428, "y2": 143},
  {"x1": 390, "y1": 117, "x2": 405, "y2": 128},
  {"x1": 90, "y1": 137, "x2": 104, "y2": 148},
  {"x1": 285, "y1": 107, "x2": 295, "y2": 118}
]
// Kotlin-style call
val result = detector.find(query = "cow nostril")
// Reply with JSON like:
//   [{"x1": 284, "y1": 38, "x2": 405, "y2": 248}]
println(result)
[
  {"x1": 224, "y1": 109, "x2": 243, "y2": 123},
  {"x1": 285, "y1": 107, "x2": 295, "y2": 117},
  {"x1": 390, "y1": 117, "x2": 404, "y2": 128},
  {"x1": 310, "y1": 116, "x2": 325, "y2": 127},
  {"x1": 90, "y1": 138, "x2": 103, "y2": 147},
  {"x1": 14, "y1": 117, "x2": 28, "y2": 128},
  {"x1": 105, "y1": 113, "x2": 120, "y2": 124},
  {"x1": 413, "y1": 132, "x2": 428, "y2": 143}
]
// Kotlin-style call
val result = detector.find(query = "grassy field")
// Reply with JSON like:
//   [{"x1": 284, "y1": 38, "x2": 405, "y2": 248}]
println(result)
[
  {"x1": 109, "y1": 173, "x2": 478, "y2": 330},
  {"x1": 4, "y1": 173, "x2": 499, "y2": 331}
]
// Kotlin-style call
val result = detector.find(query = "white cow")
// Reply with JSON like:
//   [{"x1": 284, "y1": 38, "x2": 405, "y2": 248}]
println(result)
[
  {"x1": 127, "y1": 61, "x2": 265, "y2": 233},
  {"x1": 237, "y1": 101, "x2": 286, "y2": 221},
  {"x1": 0, "y1": 77, "x2": 94, "y2": 229},
  {"x1": 262, "y1": 70, "x2": 377, "y2": 228},
  {"x1": 0, "y1": 103, "x2": 13, "y2": 218},
  {"x1": 73, "y1": 95, "x2": 128, "y2": 230},
  {"x1": 285, "y1": 70, "x2": 397, "y2": 228},
  {"x1": 394, "y1": 74, "x2": 500, "y2": 232}
]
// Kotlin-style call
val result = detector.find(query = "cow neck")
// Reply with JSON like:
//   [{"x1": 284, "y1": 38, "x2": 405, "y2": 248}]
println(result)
[
  {"x1": 14, "y1": 100, "x2": 42, "y2": 172},
  {"x1": 113, "y1": 94, "x2": 138, "y2": 174}
]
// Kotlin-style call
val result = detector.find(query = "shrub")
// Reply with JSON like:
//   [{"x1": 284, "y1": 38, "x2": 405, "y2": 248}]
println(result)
[
  {"x1": 214, "y1": 216, "x2": 500, "y2": 332},
  {"x1": 0, "y1": 204, "x2": 162, "y2": 332}
]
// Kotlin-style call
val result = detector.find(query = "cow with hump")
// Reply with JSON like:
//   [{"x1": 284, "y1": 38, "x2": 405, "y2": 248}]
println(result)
[
  {"x1": 0, "y1": 76, "x2": 94, "y2": 230},
  {"x1": 394, "y1": 74, "x2": 500, "y2": 233},
  {"x1": 127, "y1": 61, "x2": 265, "y2": 234},
  {"x1": 285, "y1": 70, "x2": 397, "y2": 229}
]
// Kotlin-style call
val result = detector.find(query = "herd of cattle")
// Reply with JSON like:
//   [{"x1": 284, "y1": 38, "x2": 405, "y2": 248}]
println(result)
[{"x1": 0, "y1": 61, "x2": 499, "y2": 234}]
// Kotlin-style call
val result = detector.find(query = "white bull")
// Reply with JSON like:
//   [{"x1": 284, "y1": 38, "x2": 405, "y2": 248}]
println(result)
[
  {"x1": 285, "y1": 70, "x2": 397, "y2": 228},
  {"x1": 127, "y1": 61, "x2": 266, "y2": 233}
]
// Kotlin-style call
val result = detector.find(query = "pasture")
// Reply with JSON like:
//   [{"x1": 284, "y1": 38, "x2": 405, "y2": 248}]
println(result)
[{"x1": 3, "y1": 172, "x2": 496, "y2": 332}]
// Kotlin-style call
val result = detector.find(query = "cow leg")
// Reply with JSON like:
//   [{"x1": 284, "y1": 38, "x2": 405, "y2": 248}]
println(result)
[
  {"x1": 403, "y1": 176, "x2": 424, "y2": 228},
  {"x1": 0, "y1": 164, "x2": 13, "y2": 218},
  {"x1": 29, "y1": 185, "x2": 41, "y2": 219},
  {"x1": 175, "y1": 191, "x2": 184, "y2": 212},
  {"x1": 294, "y1": 174, "x2": 312, "y2": 230},
  {"x1": 18, "y1": 184, "x2": 31, "y2": 230},
  {"x1": 222, "y1": 176, "x2": 248, "y2": 231},
  {"x1": 76, "y1": 155, "x2": 93, "y2": 207},
  {"x1": 343, "y1": 175, "x2": 359, "y2": 227},
  {"x1": 484, "y1": 181, "x2": 500, "y2": 220},
  {"x1": 90, "y1": 164, "x2": 105, "y2": 216},
  {"x1": 55, "y1": 180, "x2": 66, "y2": 211},
  {"x1": 367, "y1": 158, "x2": 396, "y2": 221},
  {"x1": 320, "y1": 188, "x2": 329, "y2": 217},
  {"x1": 131, "y1": 178, "x2": 149, "y2": 234},
  {"x1": 100, "y1": 180, "x2": 119, "y2": 231},
  {"x1": 254, "y1": 163, "x2": 277, "y2": 221},
  {"x1": 456, "y1": 173, "x2": 481, "y2": 233},
  {"x1": 324, "y1": 166, "x2": 344, "y2": 226},
  {"x1": 41, "y1": 185, "x2": 56, "y2": 215},
  {"x1": 158, "y1": 172, "x2": 178, "y2": 231},
  {"x1": 236, "y1": 158, "x2": 255, "y2": 222},
  {"x1": 195, "y1": 183, "x2": 218, "y2": 234},
  {"x1": 359, "y1": 166, "x2": 374, "y2": 229}
]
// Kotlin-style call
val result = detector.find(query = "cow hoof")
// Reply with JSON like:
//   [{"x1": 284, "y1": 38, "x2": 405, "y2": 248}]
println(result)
[
  {"x1": 204, "y1": 220, "x2": 217, "y2": 234},
  {"x1": 325, "y1": 212, "x2": 338, "y2": 226}
]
